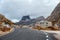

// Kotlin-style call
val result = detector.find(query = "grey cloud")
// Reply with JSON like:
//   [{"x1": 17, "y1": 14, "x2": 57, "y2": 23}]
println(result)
[{"x1": 0, "y1": 0, "x2": 59, "y2": 21}]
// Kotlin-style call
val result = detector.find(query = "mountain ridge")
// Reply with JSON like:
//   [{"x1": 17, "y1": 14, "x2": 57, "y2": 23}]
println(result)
[{"x1": 16, "y1": 16, "x2": 45, "y2": 25}]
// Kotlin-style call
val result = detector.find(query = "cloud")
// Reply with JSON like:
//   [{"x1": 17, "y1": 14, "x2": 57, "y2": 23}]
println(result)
[
  {"x1": 11, "y1": 19, "x2": 19, "y2": 23},
  {"x1": 0, "y1": 0, "x2": 60, "y2": 22}
]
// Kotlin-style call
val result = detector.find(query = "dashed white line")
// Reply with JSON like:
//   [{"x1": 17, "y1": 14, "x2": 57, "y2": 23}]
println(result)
[
  {"x1": 44, "y1": 32, "x2": 49, "y2": 40},
  {"x1": 46, "y1": 35, "x2": 49, "y2": 38},
  {"x1": 46, "y1": 39, "x2": 49, "y2": 40}
]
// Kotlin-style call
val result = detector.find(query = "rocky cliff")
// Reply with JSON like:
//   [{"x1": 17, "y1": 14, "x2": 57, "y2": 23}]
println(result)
[{"x1": 46, "y1": 3, "x2": 60, "y2": 25}]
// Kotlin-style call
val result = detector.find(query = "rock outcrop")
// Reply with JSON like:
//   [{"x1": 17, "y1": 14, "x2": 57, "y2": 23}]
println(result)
[
  {"x1": 0, "y1": 14, "x2": 14, "y2": 32},
  {"x1": 46, "y1": 3, "x2": 60, "y2": 26},
  {"x1": 0, "y1": 14, "x2": 14, "y2": 26}
]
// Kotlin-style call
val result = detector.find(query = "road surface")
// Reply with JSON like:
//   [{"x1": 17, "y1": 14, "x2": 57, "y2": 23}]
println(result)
[{"x1": 0, "y1": 28, "x2": 57, "y2": 40}]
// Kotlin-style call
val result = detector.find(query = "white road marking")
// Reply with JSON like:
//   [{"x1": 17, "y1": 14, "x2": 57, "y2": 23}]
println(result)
[
  {"x1": 43, "y1": 32, "x2": 49, "y2": 40},
  {"x1": 46, "y1": 35, "x2": 49, "y2": 38},
  {"x1": 46, "y1": 39, "x2": 49, "y2": 40}
]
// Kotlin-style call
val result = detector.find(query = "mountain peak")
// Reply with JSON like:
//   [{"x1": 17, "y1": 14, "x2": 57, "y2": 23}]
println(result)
[{"x1": 21, "y1": 15, "x2": 31, "y2": 21}]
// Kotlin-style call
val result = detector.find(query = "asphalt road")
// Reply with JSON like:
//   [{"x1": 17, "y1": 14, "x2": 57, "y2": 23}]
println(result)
[{"x1": 0, "y1": 28, "x2": 57, "y2": 40}]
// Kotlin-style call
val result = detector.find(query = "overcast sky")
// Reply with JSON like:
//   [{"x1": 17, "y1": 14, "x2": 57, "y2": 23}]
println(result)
[{"x1": 0, "y1": 0, "x2": 60, "y2": 22}]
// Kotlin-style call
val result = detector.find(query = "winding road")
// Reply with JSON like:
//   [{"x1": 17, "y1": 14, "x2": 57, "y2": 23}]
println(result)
[{"x1": 0, "y1": 28, "x2": 57, "y2": 40}]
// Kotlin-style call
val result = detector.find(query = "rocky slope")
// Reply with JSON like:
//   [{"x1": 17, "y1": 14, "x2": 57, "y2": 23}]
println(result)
[
  {"x1": 0, "y1": 14, "x2": 14, "y2": 32},
  {"x1": 46, "y1": 3, "x2": 60, "y2": 25},
  {"x1": 0, "y1": 14, "x2": 14, "y2": 26}
]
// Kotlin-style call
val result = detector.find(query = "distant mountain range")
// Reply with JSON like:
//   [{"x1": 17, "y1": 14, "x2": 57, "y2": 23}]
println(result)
[{"x1": 16, "y1": 15, "x2": 45, "y2": 25}]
